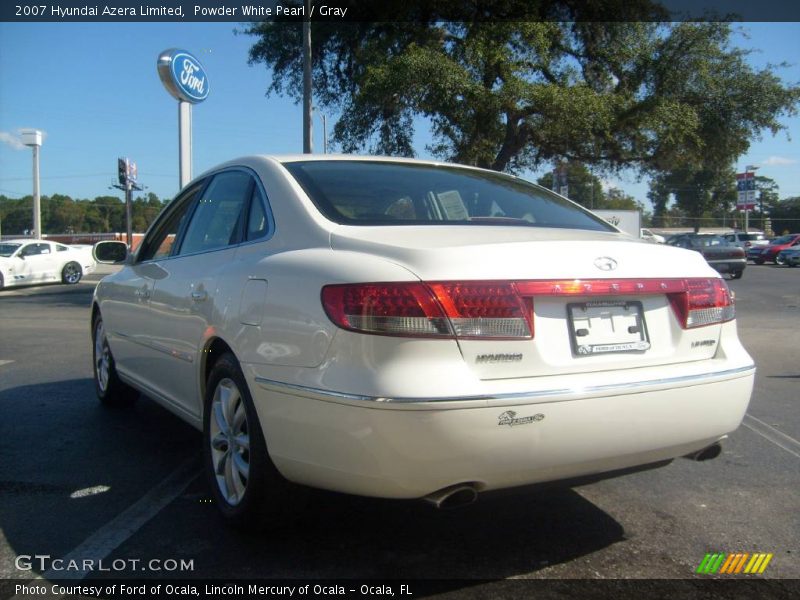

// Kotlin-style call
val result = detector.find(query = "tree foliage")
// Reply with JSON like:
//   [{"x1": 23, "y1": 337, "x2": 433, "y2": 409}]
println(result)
[
  {"x1": 244, "y1": 2, "x2": 800, "y2": 181},
  {"x1": 0, "y1": 193, "x2": 165, "y2": 236},
  {"x1": 535, "y1": 162, "x2": 641, "y2": 211}
]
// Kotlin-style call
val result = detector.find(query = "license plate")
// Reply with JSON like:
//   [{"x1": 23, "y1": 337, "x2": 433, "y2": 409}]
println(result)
[{"x1": 567, "y1": 300, "x2": 650, "y2": 356}]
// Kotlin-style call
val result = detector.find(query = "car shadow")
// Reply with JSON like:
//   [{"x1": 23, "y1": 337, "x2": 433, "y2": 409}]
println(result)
[
  {"x1": 0, "y1": 379, "x2": 627, "y2": 585},
  {"x1": 0, "y1": 284, "x2": 96, "y2": 307}
]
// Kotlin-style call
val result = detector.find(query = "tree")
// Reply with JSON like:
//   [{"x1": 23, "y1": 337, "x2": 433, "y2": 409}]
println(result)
[
  {"x1": 536, "y1": 163, "x2": 604, "y2": 209},
  {"x1": 769, "y1": 197, "x2": 800, "y2": 235},
  {"x1": 244, "y1": 3, "x2": 799, "y2": 182}
]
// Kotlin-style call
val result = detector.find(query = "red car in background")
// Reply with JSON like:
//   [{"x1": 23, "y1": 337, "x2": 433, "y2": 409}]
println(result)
[{"x1": 749, "y1": 233, "x2": 800, "y2": 265}]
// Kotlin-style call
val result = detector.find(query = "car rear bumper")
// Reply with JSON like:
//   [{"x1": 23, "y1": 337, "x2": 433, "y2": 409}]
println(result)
[
  {"x1": 706, "y1": 258, "x2": 746, "y2": 273},
  {"x1": 245, "y1": 363, "x2": 754, "y2": 498}
]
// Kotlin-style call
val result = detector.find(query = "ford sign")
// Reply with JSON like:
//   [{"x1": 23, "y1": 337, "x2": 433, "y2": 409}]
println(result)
[{"x1": 157, "y1": 48, "x2": 210, "y2": 104}]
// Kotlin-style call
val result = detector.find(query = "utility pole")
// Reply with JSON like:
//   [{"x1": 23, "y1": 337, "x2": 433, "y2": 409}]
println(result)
[{"x1": 302, "y1": 0, "x2": 313, "y2": 153}]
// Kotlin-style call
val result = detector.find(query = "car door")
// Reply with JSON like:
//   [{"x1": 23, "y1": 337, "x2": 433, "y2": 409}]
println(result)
[
  {"x1": 16, "y1": 243, "x2": 55, "y2": 283},
  {"x1": 143, "y1": 169, "x2": 254, "y2": 418},
  {"x1": 102, "y1": 181, "x2": 205, "y2": 392}
]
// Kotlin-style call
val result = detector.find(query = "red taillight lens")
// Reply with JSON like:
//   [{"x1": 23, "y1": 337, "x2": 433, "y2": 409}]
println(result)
[{"x1": 428, "y1": 282, "x2": 533, "y2": 339}]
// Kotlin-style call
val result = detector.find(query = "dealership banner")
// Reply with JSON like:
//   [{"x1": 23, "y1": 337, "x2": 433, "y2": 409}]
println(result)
[{"x1": 4, "y1": 0, "x2": 800, "y2": 22}]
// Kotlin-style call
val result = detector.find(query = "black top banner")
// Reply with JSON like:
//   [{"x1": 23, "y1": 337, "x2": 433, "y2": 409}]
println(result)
[{"x1": 3, "y1": 0, "x2": 800, "y2": 23}]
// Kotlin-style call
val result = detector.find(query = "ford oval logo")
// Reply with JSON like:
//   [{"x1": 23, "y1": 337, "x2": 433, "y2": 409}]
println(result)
[
  {"x1": 157, "y1": 49, "x2": 210, "y2": 104},
  {"x1": 594, "y1": 257, "x2": 618, "y2": 271}
]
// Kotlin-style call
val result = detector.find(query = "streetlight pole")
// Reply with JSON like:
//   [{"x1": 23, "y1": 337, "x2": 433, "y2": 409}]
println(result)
[{"x1": 21, "y1": 130, "x2": 43, "y2": 239}]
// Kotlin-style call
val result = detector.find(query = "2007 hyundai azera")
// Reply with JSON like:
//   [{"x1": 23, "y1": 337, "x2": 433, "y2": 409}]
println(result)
[{"x1": 92, "y1": 156, "x2": 755, "y2": 526}]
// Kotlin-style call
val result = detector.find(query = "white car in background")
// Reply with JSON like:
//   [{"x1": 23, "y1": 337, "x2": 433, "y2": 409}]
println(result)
[
  {"x1": 640, "y1": 228, "x2": 666, "y2": 243},
  {"x1": 0, "y1": 239, "x2": 95, "y2": 289},
  {"x1": 91, "y1": 156, "x2": 755, "y2": 527}
]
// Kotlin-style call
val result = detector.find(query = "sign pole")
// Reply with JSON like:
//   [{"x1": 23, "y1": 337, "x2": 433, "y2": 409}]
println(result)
[
  {"x1": 157, "y1": 49, "x2": 209, "y2": 190},
  {"x1": 125, "y1": 181, "x2": 133, "y2": 247},
  {"x1": 179, "y1": 100, "x2": 192, "y2": 188}
]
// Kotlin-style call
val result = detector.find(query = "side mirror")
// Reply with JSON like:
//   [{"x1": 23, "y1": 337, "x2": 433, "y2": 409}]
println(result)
[{"x1": 94, "y1": 241, "x2": 128, "y2": 264}]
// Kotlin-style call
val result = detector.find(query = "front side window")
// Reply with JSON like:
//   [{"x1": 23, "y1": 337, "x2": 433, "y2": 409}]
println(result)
[
  {"x1": 137, "y1": 181, "x2": 204, "y2": 262},
  {"x1": 0, "y1": 243, "x2": 22, "y2": 257},
  {"x1": 178, "y1": 171, "x2": 253, "y2": 256},
  {"x1": 283, "y1": 160, "x2": 614, "y2": 232}
]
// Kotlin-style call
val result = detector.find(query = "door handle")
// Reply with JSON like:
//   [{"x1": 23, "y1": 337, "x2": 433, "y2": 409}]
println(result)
[{"x1": 191, "y1": 290, "x2": 207, "y2": 302}]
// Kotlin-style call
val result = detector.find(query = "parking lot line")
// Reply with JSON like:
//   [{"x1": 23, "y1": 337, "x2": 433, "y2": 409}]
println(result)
[
  {"x1": 10, "y1": 456, "x2": 199, "y2": 598},
  {"x1": 743, "y1": 414, "x2": 800, "y2": 459},
  {"x1": 0, "y1": 360, "x2": 14, "y2": 367}
]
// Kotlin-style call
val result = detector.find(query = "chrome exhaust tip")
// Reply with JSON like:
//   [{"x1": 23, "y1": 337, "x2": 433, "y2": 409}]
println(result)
[
  {"x1": 684, "y1": 441, "x2": 723, "y2": 461},
  {"x1": 424, "y1": 484, "x2": 478, "y2": 509}
]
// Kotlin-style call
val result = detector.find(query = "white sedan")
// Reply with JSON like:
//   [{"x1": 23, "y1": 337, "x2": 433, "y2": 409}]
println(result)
[
  {"x1": 91, "y1": 156, "x2": 754, "y2": 527},
  {"x1": 0, "y1": 239, "x2": 95, "y2": 289}
]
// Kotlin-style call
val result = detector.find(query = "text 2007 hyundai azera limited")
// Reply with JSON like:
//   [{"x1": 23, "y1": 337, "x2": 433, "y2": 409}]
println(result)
[{"x1": 92, "y1": 156, "x2": 754, "y2": 526}]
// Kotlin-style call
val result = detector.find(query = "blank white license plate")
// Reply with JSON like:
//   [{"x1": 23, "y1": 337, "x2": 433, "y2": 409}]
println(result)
[{"x1": 568, "y1": 300, "x2": 650, "y2": 356}]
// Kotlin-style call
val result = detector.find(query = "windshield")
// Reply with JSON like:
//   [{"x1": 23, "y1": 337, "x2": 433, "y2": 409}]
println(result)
[
  {"x1": 0, "y1": 243, "x2": 22, "y2": 257},
  {"x1": 283, "y1": 161, "x2": 615, "y2": 232}
]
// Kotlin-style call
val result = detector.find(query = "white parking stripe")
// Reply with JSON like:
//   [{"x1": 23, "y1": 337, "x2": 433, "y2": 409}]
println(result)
[
  {"x1": 0, "y1": 360, "x2": 14, "y2": 367},
  {"x1": 12, "y1": 457, "x2": 199, "y2": 597},
  {"x1": 743, "y1": 414, "x2": 800, "y2": 459}
]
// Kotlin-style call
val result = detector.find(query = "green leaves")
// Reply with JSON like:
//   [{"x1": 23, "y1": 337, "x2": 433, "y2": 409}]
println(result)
[{"x1": 243, "y1": 7, "x2": 799, "y2": 188}]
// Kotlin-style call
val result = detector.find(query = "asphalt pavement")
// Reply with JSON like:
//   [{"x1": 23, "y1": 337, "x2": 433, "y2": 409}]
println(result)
[{"x1": 0, "y1": 263, "x2": 798, "y2": 598}]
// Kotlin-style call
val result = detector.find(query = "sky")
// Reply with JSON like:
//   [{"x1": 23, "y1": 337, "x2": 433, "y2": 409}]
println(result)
[{"x1": 1, "y1": 20, "x2": 799, "y2": 210}]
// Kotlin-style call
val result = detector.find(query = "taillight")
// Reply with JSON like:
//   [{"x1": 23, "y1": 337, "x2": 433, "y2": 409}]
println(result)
[
  {"x1": 321, "y1": 282, "x2": 533, "y2": 339},
  {"x1": 427, "y1": 282, "x2": 533, "y2": 338},
  {"x1": 321, "y1": 277, "x2": 734, "y2": 339},
  {"x1": 667, "y1": 278, "x2": 735, "y2": 329},
  {"x1": 320, "y1": 283, "x2": 451, "y2": 337}
]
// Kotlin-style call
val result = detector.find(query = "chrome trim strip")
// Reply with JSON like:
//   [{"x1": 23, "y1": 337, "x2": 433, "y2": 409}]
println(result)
[{"x1": 255, "y1": 364, "x2": 755, "y2": 405}]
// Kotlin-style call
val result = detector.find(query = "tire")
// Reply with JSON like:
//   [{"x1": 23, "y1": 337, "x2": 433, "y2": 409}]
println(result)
[
  {"x1": 753, "y1": 258, "x2": 765, "y2": 265},
  {"x1": 730, "y1": 270, "x2": 743, "y2": 280},
  {"x1": 203, "y1": 352, "x2": 302, "y2": 529},
  {"x1": 62, "y1": 261, "x2": 82, "y2": 284},
  {"x1": 0, "y1": 272, "x2": 4, "y2": 290},
  {"x1": 92, "y1": 314, "x2": 138, "y2": 406},
  {"x1": 775, "y1": 255, "x2": 786, "y2": 266}
]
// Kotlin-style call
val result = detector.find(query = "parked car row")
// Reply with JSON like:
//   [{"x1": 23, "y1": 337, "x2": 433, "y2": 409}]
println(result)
[
  {"x1": 658, "y1": 231, "x2": 800, "y2": 276},
  {"x1": 747, "y1": 233, "x2": 800, "y2": 265}
]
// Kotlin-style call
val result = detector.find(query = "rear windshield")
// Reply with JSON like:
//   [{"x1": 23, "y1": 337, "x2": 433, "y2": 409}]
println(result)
[{"x1": 283, "y1": 161, "x2": 614, "y2": 232}]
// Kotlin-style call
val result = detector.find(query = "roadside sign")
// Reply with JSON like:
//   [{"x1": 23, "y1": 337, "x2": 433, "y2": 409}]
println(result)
[{"x1": 736, "y1": 172, "x2": 756, "y2": 211}]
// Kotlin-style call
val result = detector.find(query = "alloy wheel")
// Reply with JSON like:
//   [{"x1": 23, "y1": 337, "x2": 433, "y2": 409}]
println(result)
[{"x1": 209, "y1": 378, "x2": 251, "y2": 506}]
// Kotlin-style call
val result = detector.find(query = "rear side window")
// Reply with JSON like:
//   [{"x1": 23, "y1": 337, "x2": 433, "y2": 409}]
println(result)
[
  {"x1": 179, "y1": 171, "x2": 253, "y2": 255},
  {"x1": 283, "y1": 161, "x2": 614, "y2": 232}
]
